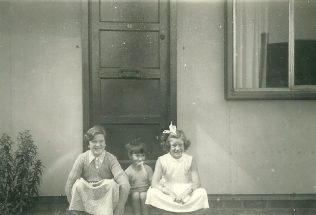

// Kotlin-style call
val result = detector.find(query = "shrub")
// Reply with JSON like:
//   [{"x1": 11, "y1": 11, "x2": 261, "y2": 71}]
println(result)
[{"x1": 0, "y1": 130, "x2": 44, "y2": 215}]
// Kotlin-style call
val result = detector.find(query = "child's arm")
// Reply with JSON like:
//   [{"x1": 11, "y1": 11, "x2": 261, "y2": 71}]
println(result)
[
  {"x1": 146, "y1": 165, "x2": 154, "y2": 184},
  {"x1": 65, "y1": 154, "x2": 84, "y2": 202},
  {"x1": 151, "y1": 159, "x2": 176, "y2": 198},
  {"x1": 176, "y1": 157, "x2": 201, "y2": 203},
  {"x1": 109, "y1": 157, "x2": 130, "y2": 215},
  {"x1": 151, "y1": 158, "x2": 163, "y2": 189},
  {"x1": 190, "y1": 158, "x2": 201, "y2": 190},
  {"x1": 124, "y1": 167, "x2": 132, "y2": 186},
  {"x1": 175, "y1": 159, "x2": 200, "y2": 203}
]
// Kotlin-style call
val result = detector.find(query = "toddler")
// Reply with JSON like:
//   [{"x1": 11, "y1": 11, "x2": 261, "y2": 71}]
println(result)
[{"x1": 125, "y1": 138, "x2": 153, "y2": 215}]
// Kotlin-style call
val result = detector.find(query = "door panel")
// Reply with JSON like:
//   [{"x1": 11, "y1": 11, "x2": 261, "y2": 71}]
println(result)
[
  {"x1": 100, "y1": 0, "x2": 159, "y2": 23},
  {"x1": 88, "y1": 0, "x2": 173, "y2": 165},
  {"x1": 100, "y1": 79, "x2": 160, "y2": 116},
  {"x1": 100, "y1": 31, "x2": 159, "y2": 68}
]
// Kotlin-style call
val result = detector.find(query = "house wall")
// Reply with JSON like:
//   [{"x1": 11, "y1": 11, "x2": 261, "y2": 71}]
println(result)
[
  {"x1": 0, "y1": 0, "x2": 315, "y2": 196},
  {"x1": 0, "y1": 0, "x2": 83, "y2": 195}
]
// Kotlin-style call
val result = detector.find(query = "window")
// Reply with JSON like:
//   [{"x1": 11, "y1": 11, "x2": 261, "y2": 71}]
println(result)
[{"x1": 225, "y1": 0, "x2": 316, "y2": 99}]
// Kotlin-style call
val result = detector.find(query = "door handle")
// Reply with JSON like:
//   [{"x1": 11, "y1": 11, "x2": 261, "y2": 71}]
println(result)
[
  {"x1": 118, "y1": 69, "x2": 141, "y2": 79},
  {"x1": 160, "y1": 34, "x2": 166, "y2": 40}
]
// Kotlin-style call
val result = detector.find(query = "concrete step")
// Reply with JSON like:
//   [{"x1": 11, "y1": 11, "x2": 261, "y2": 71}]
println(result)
[{"x1": 28, "y1": 195, "x2": 316, "y2": 215}]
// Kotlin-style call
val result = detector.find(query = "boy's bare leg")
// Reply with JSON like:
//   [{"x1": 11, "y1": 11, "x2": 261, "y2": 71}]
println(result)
[
  {"x1": 140, "y1": 192, "x2": 149, "y2": 215},
  {"x1": 131, "y1": 192, "x2": 142, "y2": 215}
]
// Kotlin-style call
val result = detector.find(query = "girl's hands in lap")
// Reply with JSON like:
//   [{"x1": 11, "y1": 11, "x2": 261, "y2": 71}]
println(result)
[
  {"x1": 174, "y1": 187, "x2": 193, "y2": 204},
  {"x1": 160, "y1": 186, "x2": 177, "y2": 200},
  {"x1": 174, "y1": 192, "x2": 190, "y2": 204}
]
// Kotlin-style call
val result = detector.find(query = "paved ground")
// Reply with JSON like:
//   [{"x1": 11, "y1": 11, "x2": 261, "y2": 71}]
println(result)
[
  {"x1": 29, "y1": 206, "x2": 316, "y2": 215},
  {"x1": 27, "y1": 197, "x2": 316, "y2": 215},
  {"x1": 28, "y1": 209, "x2": 316, "y2": 215}
]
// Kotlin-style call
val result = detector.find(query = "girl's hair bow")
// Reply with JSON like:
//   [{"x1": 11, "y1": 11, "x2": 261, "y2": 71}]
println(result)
[{"x1": 163, "y1": 121, "x2": 177, "y2": 135}]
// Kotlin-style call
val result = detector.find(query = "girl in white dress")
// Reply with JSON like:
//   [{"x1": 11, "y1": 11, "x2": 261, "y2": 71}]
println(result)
[{"x1": 145, "y1": 123, "x2": 209, "y2": 213}]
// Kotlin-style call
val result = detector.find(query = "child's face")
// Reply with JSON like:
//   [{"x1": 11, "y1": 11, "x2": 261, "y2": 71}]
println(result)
[
  {"x1": 89, "y1": 134, "x2": 106, "y2": 157},
  {"x1": 130, "y1": 153, "x2": 145, "y2": 165},
  {"x1": 169, "y1": 138, "x2": 184, "y2": 159}
]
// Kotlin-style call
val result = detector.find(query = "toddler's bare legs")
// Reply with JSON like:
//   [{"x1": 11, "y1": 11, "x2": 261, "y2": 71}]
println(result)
[
  {"x1": 131, "y1": 192, "x2": 141, "y2": 215},
  {"x1": 140, "y1": 192, "x2": 149, "y2": 215},
  {"x1": 131, "y1": 191, "x2": 149, "y2": 215}
]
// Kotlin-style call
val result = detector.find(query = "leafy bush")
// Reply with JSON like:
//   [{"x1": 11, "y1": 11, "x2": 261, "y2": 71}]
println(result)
[{"x1": 0, "y1": 130, "x2": 44, "y2": 215}]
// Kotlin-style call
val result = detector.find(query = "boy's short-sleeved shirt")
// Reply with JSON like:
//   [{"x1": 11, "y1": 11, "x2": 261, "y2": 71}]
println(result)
[{"x1": 125, "y1": 163, "x2": 153, "y2": 193}]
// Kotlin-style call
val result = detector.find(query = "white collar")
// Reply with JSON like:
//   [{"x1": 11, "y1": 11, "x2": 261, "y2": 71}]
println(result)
[{"x1": 88, "y1": 150, "x2": 106, "y2": 164}]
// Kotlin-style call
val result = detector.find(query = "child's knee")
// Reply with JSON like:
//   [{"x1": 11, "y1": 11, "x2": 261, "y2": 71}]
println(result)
[
  {"x1": 131, "y1": 191, "x2": 141, "y2": 200},
  {"x1": 193, "y1": 188, "x2": 208, "y2": 199},
  {"x1": 139, "y1": 192, "x2": 147, "y2": 200},
  {"x1": 74, "y1": 180, "x2": 85, "y2": 191}
]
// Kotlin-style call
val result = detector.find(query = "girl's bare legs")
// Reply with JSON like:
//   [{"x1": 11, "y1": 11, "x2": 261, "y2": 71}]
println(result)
[
  {"x1": 140, "y1": 192, "x2": 149, "y2": 215},
  {"x1": 131, "y1": 192, "x2": 141, "y2": 215}
]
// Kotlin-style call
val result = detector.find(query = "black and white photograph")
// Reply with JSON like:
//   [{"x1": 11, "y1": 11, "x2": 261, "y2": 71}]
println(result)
[{"x1": 0, "y1": 0, "x2": 316, "y2": 214}]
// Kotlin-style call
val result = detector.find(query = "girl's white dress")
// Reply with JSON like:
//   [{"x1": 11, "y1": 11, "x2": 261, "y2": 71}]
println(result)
[
  {"x1": 69, "y1": 178, "x2": 119, "y2": 215},
  {"x1": 145, "y1": 153, "x2": 209, "y2": 212}
]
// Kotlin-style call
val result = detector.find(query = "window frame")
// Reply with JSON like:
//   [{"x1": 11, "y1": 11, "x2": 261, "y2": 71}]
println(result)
[{"x1": 225, "y1": 0, "x2": 316, "y2": 100}]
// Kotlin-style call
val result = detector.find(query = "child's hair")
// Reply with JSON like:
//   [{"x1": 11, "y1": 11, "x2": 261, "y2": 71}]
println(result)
[
  {"x1": 125, "y1": 138, "x2": 147, "y2": 156},
  {"x1": 84, "y1": 125, "x2": 106, "y2": 145},
  {"x1": 160, "y1": 130, "x2": 191, "y2": 152}
]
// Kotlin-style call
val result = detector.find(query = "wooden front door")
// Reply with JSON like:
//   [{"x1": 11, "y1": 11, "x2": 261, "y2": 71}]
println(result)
[{"x1": 86, "y1": 0, "x2": 175, "y2": 168}]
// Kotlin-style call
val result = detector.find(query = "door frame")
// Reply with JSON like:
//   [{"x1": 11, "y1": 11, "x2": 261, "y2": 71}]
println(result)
[{"x1": 81, "y1": 0, "x2": 177, "y2": 148}]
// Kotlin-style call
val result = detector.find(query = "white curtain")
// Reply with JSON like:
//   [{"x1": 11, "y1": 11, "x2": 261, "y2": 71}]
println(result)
[{"x1": 235, "y1": 0, "x2": 269, "y2": 89}]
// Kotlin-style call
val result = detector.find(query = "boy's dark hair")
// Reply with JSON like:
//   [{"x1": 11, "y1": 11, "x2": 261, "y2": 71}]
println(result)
[{"x1": 125, "y1": 138, "x2": 146, "y2": 156}]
